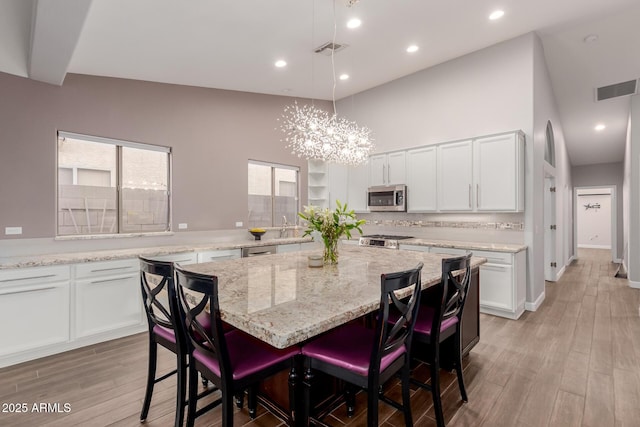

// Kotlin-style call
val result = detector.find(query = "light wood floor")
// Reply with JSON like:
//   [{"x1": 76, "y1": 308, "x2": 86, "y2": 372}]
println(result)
[{"x1": 1, "y1": 249, "x2": 638, "y2": 426}]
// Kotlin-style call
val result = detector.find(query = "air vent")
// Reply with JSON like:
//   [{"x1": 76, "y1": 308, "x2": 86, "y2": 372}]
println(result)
[
  {"x1": 596, "y1": 79, "x2": 638, "y2": 101},
  {"x1": 314, "y1": 42, "x2": 348, "y2": 56}
]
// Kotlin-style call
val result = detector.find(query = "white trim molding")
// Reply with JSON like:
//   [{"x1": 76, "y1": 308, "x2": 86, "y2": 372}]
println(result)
[
  {"x1": 555, "y1": 265, "x2": 566, "y2": 281},
  {"x1": 630, "y1": 280, "x2": 640, "y2": 289},
  {"x1": 525, "y1": 291, "x2": 545, "y2": 311}
]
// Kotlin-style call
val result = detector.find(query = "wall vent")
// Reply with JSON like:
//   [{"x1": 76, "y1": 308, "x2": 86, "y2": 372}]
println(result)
[
  {"x1": 596, "y1": 79, "x2": 638, "y2": 101},
  {"x1": 314, "y1": 42, "x2": 348, "y2": 56}
]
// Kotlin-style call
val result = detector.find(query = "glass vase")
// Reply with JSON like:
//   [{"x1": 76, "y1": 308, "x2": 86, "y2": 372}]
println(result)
[{"x1": 323, "y1": 237, "x2": 339, "y2": 265}]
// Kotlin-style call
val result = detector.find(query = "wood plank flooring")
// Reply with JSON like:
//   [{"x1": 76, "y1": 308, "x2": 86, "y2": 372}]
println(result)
[{"x1": 1, "y1": 248, "x2": 638, "y2": 426}]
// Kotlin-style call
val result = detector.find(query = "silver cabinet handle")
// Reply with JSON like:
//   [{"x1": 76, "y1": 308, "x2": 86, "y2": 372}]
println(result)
[
  {"x1": 1, "y1": 286, "x2": 55, "y2": 295},
  {"x1": 0, "y1": 274, "x2": 56, "y2": 283},
  {"x1": 382, "y1": 164, "x2": 386, "y2": 184},
  {"x1": 387, "y1": 164, "x2": 391, "y2": 183},
  {"x1": 468, "y1": 184, "x2": 472, "y2": 208},
  {"x1": 477, "y1": 184, "x2": 480, "y2": 208},
  {"x1": 91, "y1": 266, "x2": 134, "y2": 273},
  {"x1": 90, "y1": 276, "x2": 135, "y2": 284}
]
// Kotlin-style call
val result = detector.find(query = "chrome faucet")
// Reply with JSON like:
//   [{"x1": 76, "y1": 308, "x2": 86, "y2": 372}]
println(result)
[{"x1": 280, "y1": 215, "x2": 289, "y2": 238}]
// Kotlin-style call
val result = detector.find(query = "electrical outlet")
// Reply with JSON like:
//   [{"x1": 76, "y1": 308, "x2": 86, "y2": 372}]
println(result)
[
  {"x1": 235, "y1": 221, "x2": 243, "y2": 227},
  {"x1": 178, "y1": 223, "x2": 188, "y2": 230},
  {"x1": 5, "y1": 226, "x2": 22, "y2": 235}
]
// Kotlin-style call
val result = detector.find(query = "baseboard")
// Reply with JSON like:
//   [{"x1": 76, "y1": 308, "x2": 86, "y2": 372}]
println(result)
[
  {"x1": 614, "y1": 258, "x2": 623, "y2": 263},
  {"x1": 555, "y1": 265, "x2": 566, "y2": 281},
  {"x1": 525, "y1": 291, "x2": 545, "y2": 312},
  {"x1": 630, "y1": 280, "x2": 640, "y2": 289},
  {"x1": 577, "y1": 244, "x2": 612, "y2": 249}
]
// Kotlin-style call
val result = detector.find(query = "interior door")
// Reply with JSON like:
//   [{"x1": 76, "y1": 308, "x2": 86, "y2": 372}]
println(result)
[{"x1": 544, "y1": 176, "x2": 557, "y2": 282}]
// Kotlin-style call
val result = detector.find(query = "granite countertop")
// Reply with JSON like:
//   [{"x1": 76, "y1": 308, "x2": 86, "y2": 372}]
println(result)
[
  {"x1": 402, "y1": 238, "x2": 527, "y2": 253},
  {"x1": 0, "y1": 237, "x2": 314, "y2": 270},
  {"x1": 182, "y1": 244, "x2": 487, "y2": 349}
]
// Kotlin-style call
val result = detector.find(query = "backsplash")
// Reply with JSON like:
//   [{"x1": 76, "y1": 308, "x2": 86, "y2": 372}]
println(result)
[{"x1": 365, "y1": 218, "x2": 524, "y2": 231}]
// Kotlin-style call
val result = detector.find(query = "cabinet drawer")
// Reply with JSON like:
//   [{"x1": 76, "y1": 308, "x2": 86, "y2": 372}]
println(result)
[
  {"x1": 197, "y1": 249, "x2": 241, "y2": 263},
  {"x1": 149, "y1": 252, "x2": 197, "y2": 265},
  {"x1": 0, "y1": 265, "x2": 70, "y2": 287},
  {"x1": 430, "y1": 247, "x2": 468, "y2": 256},
  {"x1": 470, "y1": 250, "x2": 512, "y2": 264},
  {"x1": 0, "y1": 282, "x2": 70, "y2": 356},
  {"x1": 75, "y1": 258, "x2": 139, "y2": 279},
  {"x1": 479, "y1": 263, "x2": 513, "y2": 311},
  {"x1": 75, "y1": 273, "x2": 142, "y2": 338}
]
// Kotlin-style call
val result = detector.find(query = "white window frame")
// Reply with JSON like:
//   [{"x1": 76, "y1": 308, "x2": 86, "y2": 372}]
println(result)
[{"x1": 56, "y1": 131, "x2": 172, "y2": 237}]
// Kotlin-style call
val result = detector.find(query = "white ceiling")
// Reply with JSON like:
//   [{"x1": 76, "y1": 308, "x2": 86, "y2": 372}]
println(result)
[{"x1": 1, "y1": 0, "x2": 639, "y2": 166}]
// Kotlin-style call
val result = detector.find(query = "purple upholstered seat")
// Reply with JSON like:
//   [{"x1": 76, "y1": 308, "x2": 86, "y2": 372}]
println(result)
[
  {"x1": 301, "y1": 323, "x2": 406, "y2": 376},
  {"x1": 388, "y1": 306, "x2": 458, "y2": 337},
  {"x1": 192, "y1": 329, "x2": 298, "y2": 381},
  {"x1": 153, "y1": 313, "x2": 214, "y2": 343},
  {"x1": 414, "y1": 307, "x2": 458, "y2": 335}
]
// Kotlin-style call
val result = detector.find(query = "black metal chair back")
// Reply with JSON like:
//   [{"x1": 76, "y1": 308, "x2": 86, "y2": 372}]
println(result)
[
  {"x1": 140, "y1": 256, "x2": 181, "y2": 338},
  {"x1": 371, "y1": 262, "x2": 423, "y2": 375},
  {"x1": 174, "y1": 265, "x2": 232, "y2": 384}
]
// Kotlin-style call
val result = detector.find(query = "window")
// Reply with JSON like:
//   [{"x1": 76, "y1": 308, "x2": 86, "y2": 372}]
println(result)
[
  {"x1": 248, "y1": 161, "x2": 299, "y2": 228},
  {"x1": 57, "y1": 132, "x2": 171, "y2": 236}
]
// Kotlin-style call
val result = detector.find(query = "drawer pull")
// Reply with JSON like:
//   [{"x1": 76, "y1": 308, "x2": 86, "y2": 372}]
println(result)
[
  {"x1": 90, "y1": 266, "x2": 134, "y2": 273},
  {"x1": 1, "y1": 286, "x2": 56, "y2": 295},
  {"x1": 481, "y1": 264, "x2": 509, "y2": 272},
  {"x1": 0, "y1": 274, "x2": 56, "y2": 283},
  {"x1": 90, "y1": 276, "x2": 134, "y2": 285}
]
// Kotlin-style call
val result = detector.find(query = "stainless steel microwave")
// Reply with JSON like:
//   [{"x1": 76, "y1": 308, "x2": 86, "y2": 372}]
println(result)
[{"x1": 367, "y1": 185, "x2": 407, "y2": 212}]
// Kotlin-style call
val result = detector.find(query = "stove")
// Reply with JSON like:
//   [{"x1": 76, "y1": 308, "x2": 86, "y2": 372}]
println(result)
[{"x1": 358, "y1": 234, "x2": 413, "y2": 250}]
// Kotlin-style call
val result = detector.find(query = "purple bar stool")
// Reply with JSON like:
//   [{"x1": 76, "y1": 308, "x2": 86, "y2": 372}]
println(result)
[
  {"x1": 174, "y1": 265, "x2": 299, "y2": 427},
  {"x1": 301, "y1": 262, "x2": 424, "y2": 427},
  {"x1": 394, "y1": 254, "x2": 472, "y2": 427}
]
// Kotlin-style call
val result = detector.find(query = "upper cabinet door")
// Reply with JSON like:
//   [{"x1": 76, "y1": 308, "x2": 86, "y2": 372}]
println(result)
[
  {"x1": 474, "y1": 133, "x2": 524, "y2": 211},
  {"x1": 406, "y1": 146, "x2": 437, "y2": 212},
  {"x1": 387, "y1": 151, "x2": 406, "y2": 185},
  {"x1": 437, "y1": 140, "x2": 473, "y2": 211},
  {"x1": 369, "y1": 154, "x2": 387, "y2": 186}
]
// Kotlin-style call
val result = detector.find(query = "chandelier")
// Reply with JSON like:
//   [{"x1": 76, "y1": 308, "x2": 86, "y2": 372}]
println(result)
[{"x1": 280, "y1": 0, "x2": 374, "y2": 166}]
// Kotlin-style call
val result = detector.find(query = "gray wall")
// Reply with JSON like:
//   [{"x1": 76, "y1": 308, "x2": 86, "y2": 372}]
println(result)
[
  {"x1": 0, "y1": 72, "x2": 331, "y2": 239},
  {"x1": 571, "y1": 162, "x2": 624, "y2": 259}
]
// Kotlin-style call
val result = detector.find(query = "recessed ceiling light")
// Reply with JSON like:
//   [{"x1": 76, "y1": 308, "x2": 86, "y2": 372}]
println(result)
[
  {"x1": 275, "y1": 60, "x2": 287, "y2": 68},
  {"x1": 595, "y1": 124, "x2": 606, "y2": 131},
  {"x1": 347, "y1": 18, "x2": 361, "y2": 29},
  {"x1": 489, "y1": 10, "x2": 505, "y2": 20},
  {"x1": 406, "y1": 45, "x2": 419, "y2": 53},
  {"x1": 339, "y1": 74, "x2": 350, "y2": 81}
]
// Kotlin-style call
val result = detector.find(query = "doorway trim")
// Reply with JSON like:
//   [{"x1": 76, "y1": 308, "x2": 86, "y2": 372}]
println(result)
[{"x1": 573, "y1": 185, "x2": 618, "y2": 262}]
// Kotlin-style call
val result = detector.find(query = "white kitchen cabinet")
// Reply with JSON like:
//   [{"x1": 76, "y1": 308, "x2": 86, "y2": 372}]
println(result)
[
  {"x1": 347, "y1": 162, "x2": 369, "y2": 212},
  {"x1": 370, "y1": 151, "x2": 406, "y2": 186},
  {"x1": 475, "y1": 249, "x2": 527, "y2": 319},
  {"x1": 74, "y1": 259, "x2": 141, "y2": 339},
  {"x1": 474, "y1": 132, "x2": 525, "y2": 211},
  {"x1": 0, "y1": 266, "x2": 70, "y2": 357},
  {"x1": 437, "y1": 140, "x2": 473, "y2": 211},
  {"x1": 197, "y1": 249, "x2": 241, "y2": 263},
  {"x1": 328, "y1": 162, "x2": 348, "y2": 210},
  {"x1": 406, "y1": 146, "x2": 437, "y2": 212}
]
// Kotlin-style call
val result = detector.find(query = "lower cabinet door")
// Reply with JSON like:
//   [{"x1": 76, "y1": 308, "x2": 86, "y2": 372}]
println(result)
[
  {"x1": 75, "y1": 273, "x2": 142, "y2": 338},
  {"x1": 479, "y1": 263, "x2": 513, "y2": 312},
  {"x1": 0, "y1": 282, "x2": 70, "y2": 356}
]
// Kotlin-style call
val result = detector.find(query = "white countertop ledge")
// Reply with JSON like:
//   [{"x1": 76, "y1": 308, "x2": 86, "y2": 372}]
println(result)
[{"x1": 401, "y1": 238, "x2": 527, "y2": 253}]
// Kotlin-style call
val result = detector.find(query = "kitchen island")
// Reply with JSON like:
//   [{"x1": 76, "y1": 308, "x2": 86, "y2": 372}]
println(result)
[{"x1": 180, "y1": 243, "x2": 485, "y2": 349}]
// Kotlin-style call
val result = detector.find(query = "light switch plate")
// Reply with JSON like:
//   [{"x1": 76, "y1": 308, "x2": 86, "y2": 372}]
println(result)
[
  {"x1": 178, "y1": 223, "x2": 188, "y2": 229},
  {"x1": 235, "y1": 221, "x2": 243, "y2": 227},
  {"x1": 5, "y1": 226, "x2": 22, "y2": 235}
]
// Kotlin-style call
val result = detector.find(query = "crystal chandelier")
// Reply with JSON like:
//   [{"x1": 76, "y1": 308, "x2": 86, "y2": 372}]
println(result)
[{"x1": 280, "y1": 0, "x2": 374, "y2": 166}]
